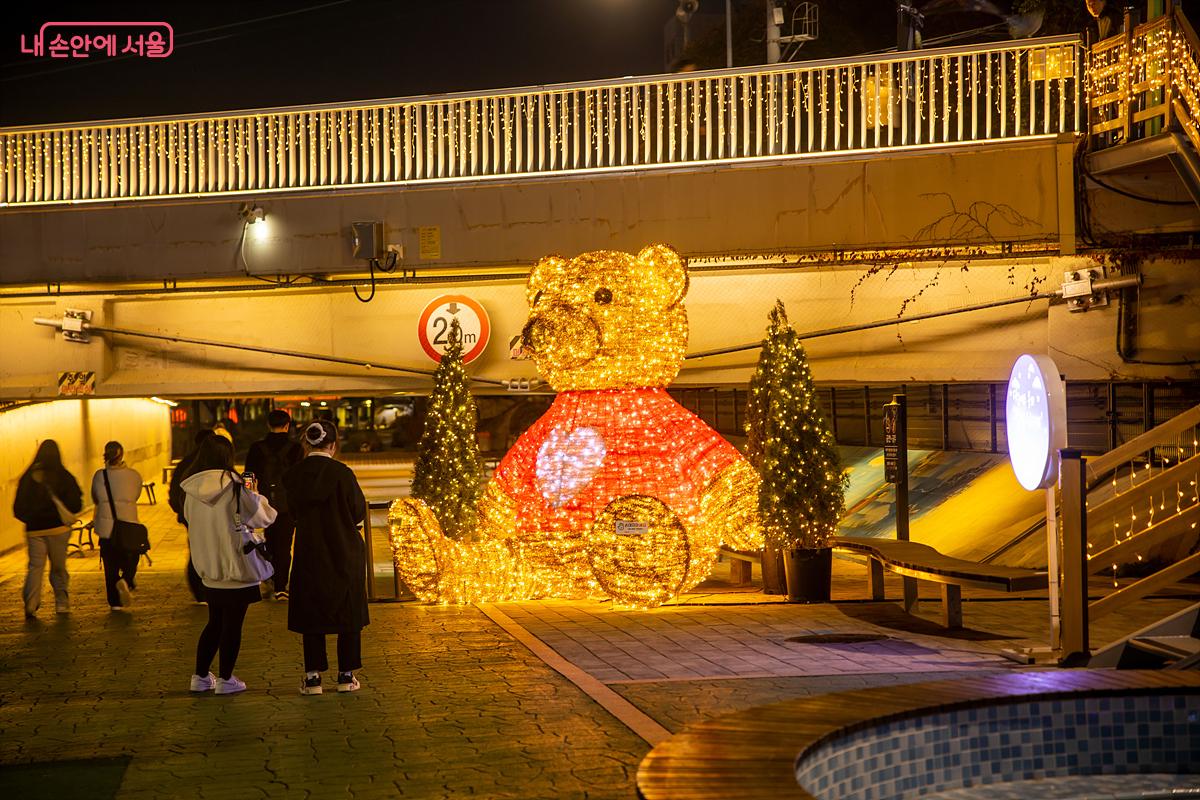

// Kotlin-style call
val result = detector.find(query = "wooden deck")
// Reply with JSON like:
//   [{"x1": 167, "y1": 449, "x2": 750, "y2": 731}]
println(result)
[{"x1": 635, "y1": 671, "x2": 1200, "y2": 800}]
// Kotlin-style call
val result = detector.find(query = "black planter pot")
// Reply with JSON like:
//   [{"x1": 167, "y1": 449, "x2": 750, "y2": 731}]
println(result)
[{"x1": 782, "y1": 546, "x2": 832, "y2": 603}]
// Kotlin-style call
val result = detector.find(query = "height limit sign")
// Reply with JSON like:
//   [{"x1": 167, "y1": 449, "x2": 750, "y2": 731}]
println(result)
[{"x1": 418, "y1": 295, "x2": 490, "y2": 364}]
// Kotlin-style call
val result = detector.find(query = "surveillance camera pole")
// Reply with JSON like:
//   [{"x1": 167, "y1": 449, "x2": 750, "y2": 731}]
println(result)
[
  {"x1": 766, "y1": 1, "x2": 781, "y2": 64},
  {"x1": 725, "y1": 0, "x2": 733, "y2": 67}
]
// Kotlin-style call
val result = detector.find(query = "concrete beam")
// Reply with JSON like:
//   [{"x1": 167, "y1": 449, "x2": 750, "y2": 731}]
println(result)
[
  {"x1": 1, "y1": 141, "x2": 1063, "y2": 285},
  {"x1": 6, "y1": 253, "x2": 1197, "y2": 400}
]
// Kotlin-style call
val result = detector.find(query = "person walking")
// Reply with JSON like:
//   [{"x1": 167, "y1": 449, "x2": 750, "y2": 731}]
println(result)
[
  {"x1": 181, "y1": 435, "x2": 276, "y2": 695},
  {"x1": 284, "y1": 420, "x2": 369, "y2": 695},
  {"x1": 91, "y1": 441, "x2": 144, "y2": 612},
  {"x1": 13, "y1": 440, "x2": 83, "y2": 619},
  {"x1": 170, "y1": 429, "x2": 213, "y2": 603},
  {"x1": 245, "y1": 409, "x2": 303, "y2": 601}
]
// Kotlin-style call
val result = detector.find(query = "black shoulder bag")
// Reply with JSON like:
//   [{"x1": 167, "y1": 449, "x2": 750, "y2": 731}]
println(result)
[{"x1": 103, "y1": 469, "x2": 151, "y2": 556}]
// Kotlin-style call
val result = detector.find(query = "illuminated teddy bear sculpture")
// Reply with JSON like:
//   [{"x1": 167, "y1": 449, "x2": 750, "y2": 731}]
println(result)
[{"x1": 390, "y1": 245, "x2": 763, "y2": 607}]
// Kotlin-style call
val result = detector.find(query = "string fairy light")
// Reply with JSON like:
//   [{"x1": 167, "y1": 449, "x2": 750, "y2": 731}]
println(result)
[{"x1": 390, "y1": 244, "x2": 763, "y2": 607}]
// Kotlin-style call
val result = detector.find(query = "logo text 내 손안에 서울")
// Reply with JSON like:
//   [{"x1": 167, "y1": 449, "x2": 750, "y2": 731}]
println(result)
[{"x1": 19, "y1": 21, "x2": 173, "y2": 60}]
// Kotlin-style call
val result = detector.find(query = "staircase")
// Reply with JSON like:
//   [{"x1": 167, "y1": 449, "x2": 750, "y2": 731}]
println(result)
[
  {"x1": 1086, "y1": 6, "x2": 1200, "y2": 207},
  {"x1": 1089, "y1": 601, "x2": 1200, "y2": 669},
  {"x1": 1077, "y1": 402, "x2": 1200, "y2": 668}
]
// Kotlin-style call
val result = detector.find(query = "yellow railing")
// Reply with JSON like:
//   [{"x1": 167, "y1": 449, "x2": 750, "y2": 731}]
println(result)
[
  {"x1": 0, "y1": 36, "x2": 1083, "y2": 208},
  {"x1": 1088, "y1": 7, "x2": 1200, "y2": 151},
  {"x1": 1078, "y1": 402, "x2": 1200, "y2": 621}
]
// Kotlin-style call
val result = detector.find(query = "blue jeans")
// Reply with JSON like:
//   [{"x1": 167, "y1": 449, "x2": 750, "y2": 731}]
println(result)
[{"x1": 24, "y1": 532, "x2": 70, "y2": 614}]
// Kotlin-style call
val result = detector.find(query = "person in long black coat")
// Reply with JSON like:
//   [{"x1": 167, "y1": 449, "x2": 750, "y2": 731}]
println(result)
[{"x1": 283, "y1": 420, "x2": 369, "y2": 695}]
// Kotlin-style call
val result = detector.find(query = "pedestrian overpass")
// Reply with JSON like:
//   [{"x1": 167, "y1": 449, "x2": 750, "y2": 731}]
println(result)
[{"x1": 2, "y1": 14, "x2": 1199, "y2": 400}]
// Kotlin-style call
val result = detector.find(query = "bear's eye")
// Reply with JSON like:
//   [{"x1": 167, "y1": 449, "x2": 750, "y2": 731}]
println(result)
[{"x1": 593, "y1": 287, "x2": 613, "y2": 305}]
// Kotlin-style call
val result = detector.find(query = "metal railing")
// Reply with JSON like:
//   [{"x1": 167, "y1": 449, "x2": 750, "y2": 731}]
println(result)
[
  {"x1": 1087, "y1": 6, "x2": 1200, "y2": 152},
  {"x1": 0, "y1": 35, "x2": 1083, "y2": 207}
]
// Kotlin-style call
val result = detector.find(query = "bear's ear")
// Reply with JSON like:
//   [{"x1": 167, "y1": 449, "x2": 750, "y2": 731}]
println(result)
[
  {"x1": 636, "y1": 245, "x2": 688, "y2": 309},
  {"x1": 527, "y1": 255, "x2": 568, "y2": 307}
]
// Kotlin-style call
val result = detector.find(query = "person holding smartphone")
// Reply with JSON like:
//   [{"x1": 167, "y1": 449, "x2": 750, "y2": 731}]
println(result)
[{"x1": 180, "y1": 435, "x2": 276, "y2": 695}]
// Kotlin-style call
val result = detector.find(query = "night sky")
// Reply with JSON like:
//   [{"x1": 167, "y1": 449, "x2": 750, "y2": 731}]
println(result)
[
  {"x1": 0, "y1": 1, "x2": 687, "y2": 126},
  {"x1": 4, "y1": 2, "x2": 1196, "y2": 127}
]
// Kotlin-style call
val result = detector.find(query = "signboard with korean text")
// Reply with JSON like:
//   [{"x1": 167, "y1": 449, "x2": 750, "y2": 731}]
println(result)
[{"x1": 58, "y1": 371, "x2": 96, "y2": 396}]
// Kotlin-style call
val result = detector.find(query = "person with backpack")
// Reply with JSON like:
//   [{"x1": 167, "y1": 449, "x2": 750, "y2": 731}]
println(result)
[
  {"x1": 91, "y1": 441, "x2": 144, "y2": 611},
  {"x1": 170, "y1": 429, "x2": 214, "y2": 603},
  {"x1": 245, "y1": 409, "x2": 303, "y2": 600},
  {"x1": 13, "y1": 440, "x2": 83, "y2": 619},
  {"x1": 181, "y1": 435, "x2": 276, "y2": 695}
]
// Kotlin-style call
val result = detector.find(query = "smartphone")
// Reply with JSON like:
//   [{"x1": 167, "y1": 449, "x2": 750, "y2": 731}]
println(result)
[{"x1": 242, "y1": 471, "x2": 256, "y2": 491}]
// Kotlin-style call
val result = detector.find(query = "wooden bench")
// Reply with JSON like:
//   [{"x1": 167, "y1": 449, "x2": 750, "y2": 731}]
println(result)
[
  {"x1": 833, "y1": 535, "x2": 1049, "y2": 629},
  {"x1": 720, "y1": 547, "x2": 760, "y2": 585}
]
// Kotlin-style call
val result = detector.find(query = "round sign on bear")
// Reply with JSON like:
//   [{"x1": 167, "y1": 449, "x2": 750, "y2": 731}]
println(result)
[
  {"x1": 418, "y1": 295, "x2": 490, "y2": 364},
  {"x1": 1005, "y1": 353, "x2": 1067, "y2": 491}
]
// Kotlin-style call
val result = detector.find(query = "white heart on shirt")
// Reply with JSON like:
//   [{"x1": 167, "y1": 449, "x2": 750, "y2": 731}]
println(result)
[{"x1": 535, "y1": 426, "x2": 607, "y2": 508}]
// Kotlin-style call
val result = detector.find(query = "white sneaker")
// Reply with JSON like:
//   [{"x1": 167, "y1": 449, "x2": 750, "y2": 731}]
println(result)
[
  {"x1": 189, "y1": 672, "x2": 216, "y2": 692},
  {"x1": 337, "y1": 672, "x2": 361, "y2": 693},
  {"x1": 110, "y1": 605, "x2": 130, "y2": 612},
  {"x1": 215, "y1": 676, "x2": 247, "y2": 695},
  {"x1": 115, "y1": 579, "x2": 133, "y2": 607}
]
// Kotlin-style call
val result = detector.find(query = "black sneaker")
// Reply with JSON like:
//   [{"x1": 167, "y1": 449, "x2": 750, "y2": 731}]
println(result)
[
  {"x1": 337, "y1": 672, "x2": 360, "y2": 693},
  {"x1": 274, "y1": 591, "x2": 288, "y2": 601},
  {"x1": 300, "y1": 674, "x2": 322, "y2": 696}
]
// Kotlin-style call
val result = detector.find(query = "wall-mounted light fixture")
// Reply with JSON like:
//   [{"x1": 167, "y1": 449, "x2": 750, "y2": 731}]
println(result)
[
  {"x1": 238, "y1": 203, "x2": 270, "y2": 242},
  {"x1": 238, "y1": 203, "x2": 265, "y2": 224}
]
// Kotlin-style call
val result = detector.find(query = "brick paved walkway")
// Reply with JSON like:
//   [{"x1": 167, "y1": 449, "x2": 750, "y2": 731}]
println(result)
[{"x1": 2, "y1": 501, "x2": 1195, "y2": 799}]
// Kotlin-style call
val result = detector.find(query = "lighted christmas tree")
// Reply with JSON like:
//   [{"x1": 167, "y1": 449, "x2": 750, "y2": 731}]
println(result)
[
  {"x1": 747, "y1": 301, "x2": 847, "y2": 551},
  {"x1": 412, "y1": 318, "x2": 482, "y2": 540}
]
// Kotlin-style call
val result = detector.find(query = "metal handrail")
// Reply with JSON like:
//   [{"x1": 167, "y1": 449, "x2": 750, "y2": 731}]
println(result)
[
  {"x1": 365, "y1": 498, "x2": 408, "y2": 602},
  {"x1": 0, "y1": 35, "x2": 1084, "y2": 207}
]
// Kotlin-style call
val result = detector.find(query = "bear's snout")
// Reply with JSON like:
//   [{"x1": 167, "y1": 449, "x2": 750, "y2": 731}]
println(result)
[{"x1": 522, "y1": 304, "x2": 603, "y2": 370}]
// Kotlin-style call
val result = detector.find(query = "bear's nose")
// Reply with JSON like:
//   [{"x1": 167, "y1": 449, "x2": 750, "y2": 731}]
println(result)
[{"x1": 519, "y1": 316, "x2": 539, "y2": 354}]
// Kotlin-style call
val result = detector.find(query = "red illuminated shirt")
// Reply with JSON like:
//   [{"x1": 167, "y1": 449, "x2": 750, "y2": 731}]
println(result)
[{"x1": 493, "y1": 388, "x2": 742, "y2": 532}]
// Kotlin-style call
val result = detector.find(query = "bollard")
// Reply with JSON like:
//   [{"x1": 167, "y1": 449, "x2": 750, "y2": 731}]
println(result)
[
  {"x1": 885, "y1": 394, "x2": 918, "y2": 612},
  {"x1": 362, "y1": 507, "x2": 377, "y2": 602},
  {"x1": 1058, "y1": 449, "x2": 1089, "y2": 663}
]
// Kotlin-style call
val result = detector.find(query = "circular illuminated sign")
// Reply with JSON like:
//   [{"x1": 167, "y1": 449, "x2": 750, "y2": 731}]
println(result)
[
  {"x1": 1005, "y1": 353, "x2": 1067, "y2": 491},
  {"x1": 418, "y1": 295, "x2": 490, "y2": 364}
]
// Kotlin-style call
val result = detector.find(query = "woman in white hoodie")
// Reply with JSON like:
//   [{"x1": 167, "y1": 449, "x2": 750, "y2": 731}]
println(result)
[{"x1": 180, "y1": 435, "x2": 276, "y2": 695}]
